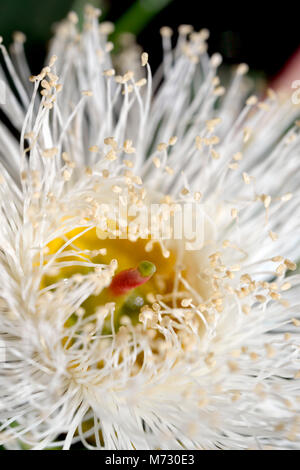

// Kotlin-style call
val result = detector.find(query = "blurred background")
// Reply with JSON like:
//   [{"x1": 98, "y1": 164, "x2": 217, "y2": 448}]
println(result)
[{"x1": 0, "y1": 0, "x2": 299, "y2": 82}]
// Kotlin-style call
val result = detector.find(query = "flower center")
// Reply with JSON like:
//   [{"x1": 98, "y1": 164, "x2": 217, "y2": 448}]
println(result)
[{"x1": 41, "y1": 227, "x2": 178, "y2": 330}]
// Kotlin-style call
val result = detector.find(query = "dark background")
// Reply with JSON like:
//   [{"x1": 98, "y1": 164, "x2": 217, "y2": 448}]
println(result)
[{"x1": 0, "y1": 0, "x2": 299, "y2": 81}]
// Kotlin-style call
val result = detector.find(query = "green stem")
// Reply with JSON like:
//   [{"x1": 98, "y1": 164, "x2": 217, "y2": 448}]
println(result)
[{"x1": 112, "y1": 0, "x2": 173, "y2": 43}]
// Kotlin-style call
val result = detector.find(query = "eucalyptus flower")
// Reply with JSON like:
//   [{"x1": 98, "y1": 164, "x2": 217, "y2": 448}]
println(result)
[{"x1": 0, "y1": 6, "x2": 300, "y2": 450}]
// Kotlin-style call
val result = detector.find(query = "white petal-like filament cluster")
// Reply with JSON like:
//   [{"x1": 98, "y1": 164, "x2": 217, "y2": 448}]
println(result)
[{"x1": 0, "y1": 6, "x2": 300, "y2": 450}]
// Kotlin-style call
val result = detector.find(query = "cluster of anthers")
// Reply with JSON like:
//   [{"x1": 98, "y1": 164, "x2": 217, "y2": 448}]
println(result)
[{"x1": 0, "y1": 4, "x2": 300, "y2": 450}]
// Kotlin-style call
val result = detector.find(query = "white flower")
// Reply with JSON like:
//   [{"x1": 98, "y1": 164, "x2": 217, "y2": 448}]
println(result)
[{"x1": 0, "y1": 6, "x2": 300, "y2": 450}]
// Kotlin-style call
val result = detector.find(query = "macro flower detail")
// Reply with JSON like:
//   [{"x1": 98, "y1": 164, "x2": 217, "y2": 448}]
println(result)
[{"x1": 0, "y1": 5, "x2": 300, "y2": 450}]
